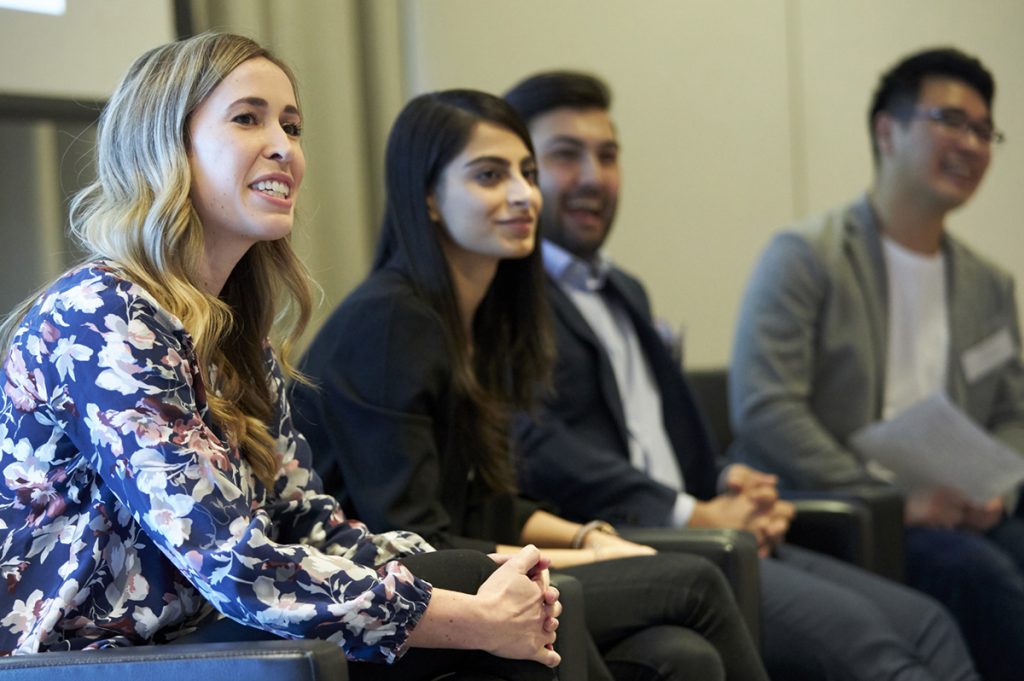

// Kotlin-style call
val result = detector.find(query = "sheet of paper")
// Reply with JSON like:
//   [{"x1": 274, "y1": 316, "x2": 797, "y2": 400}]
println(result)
[{"x1": 848, "y1": 393, "x2": 1024, "y2": 504}]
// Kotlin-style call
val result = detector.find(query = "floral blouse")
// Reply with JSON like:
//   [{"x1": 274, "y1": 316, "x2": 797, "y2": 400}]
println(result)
[{"x1": 0, "y1": 262, "x2": 433, "y2": 662}]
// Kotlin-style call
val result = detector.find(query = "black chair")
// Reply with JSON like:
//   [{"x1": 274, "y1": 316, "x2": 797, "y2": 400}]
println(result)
[
  {"x1": 549, "y1": 572, "x2": 587, "y2": 681},
  {"x1": 0, "y1": 640, "x2": 347, "y2": 681},
  {"x1": 685, "y1": 367, "x2": 906, "y2": 583}
]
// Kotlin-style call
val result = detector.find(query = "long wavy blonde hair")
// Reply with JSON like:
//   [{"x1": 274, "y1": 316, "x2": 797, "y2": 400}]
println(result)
[{"x1": 0, "y1": 32, "x2": 313, "y2": 490}]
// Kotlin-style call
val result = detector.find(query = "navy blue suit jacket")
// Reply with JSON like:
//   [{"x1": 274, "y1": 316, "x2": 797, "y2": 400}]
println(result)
[{"x1": 514, "y1": 268, "x2": 720, "y2": 527}]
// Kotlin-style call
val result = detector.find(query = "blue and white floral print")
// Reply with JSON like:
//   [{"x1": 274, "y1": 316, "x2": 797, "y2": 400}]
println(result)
[{"x1": 0, "y1": 262, "x2": 433, "y2": 662}]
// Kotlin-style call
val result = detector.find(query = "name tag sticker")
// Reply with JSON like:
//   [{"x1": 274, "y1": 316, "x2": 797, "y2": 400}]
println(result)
[{"x1": 961, "y1": 327, "x2": 1016, "y2": 383}]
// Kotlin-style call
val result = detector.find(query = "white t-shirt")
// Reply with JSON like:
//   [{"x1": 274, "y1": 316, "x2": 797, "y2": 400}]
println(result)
[{"x1": 882, "y1": 236, "x2": 949, "y2": 420}]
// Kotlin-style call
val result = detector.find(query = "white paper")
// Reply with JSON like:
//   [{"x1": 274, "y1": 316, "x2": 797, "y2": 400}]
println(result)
[{"x1": 849, "y1": 393, "x2": 1024, "y2": 504}]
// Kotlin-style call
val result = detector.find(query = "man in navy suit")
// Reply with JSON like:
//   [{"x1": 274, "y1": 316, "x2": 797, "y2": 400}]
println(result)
[{"x1": 506, "y1": 71, "x2": 977, "y2": 681}]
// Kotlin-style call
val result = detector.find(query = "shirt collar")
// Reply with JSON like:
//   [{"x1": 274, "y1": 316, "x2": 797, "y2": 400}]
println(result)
[{"x1": 542, "y1": 239, "x2": 613, "y2": 293}]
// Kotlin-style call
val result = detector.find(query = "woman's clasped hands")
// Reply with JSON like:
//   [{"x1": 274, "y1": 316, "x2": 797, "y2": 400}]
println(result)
[{"x1": 479, "y1": 545, "x2": 562, "y2": 667}]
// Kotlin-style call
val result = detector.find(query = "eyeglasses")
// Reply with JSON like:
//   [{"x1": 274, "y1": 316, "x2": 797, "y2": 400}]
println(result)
[{"x1": 912, "y1": 107, "x2": 1006, "y2": 146}]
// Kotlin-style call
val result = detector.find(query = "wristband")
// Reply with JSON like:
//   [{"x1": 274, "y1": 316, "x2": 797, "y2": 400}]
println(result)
[{"x1": 571, "y1": 520, "x2": 618, "y2": 549}]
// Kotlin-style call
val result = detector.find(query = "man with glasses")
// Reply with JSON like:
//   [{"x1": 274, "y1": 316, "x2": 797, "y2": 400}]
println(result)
[{"x1": 730, "y1": 47, "x2": 1024, "y2": 679}]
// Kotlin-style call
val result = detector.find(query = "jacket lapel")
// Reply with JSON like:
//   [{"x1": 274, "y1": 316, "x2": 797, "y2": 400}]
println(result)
[
  {"x1": 545, "y1": 277, "x2": 631, "y2": 442},
  {"x1": 943, "y1": 237, "x2": 972, "y2": 404},
  {"x1": 846, "y1": 197, "x2": 890, "y2": 418}
]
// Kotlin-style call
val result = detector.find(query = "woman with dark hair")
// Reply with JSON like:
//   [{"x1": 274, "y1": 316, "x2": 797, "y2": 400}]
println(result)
[
  {"x1": 0, "y1": 33, "x2": 562, "y2": 681},
  {"x1": 293, "y1": 89, "x2": 769, "y2": 681}
]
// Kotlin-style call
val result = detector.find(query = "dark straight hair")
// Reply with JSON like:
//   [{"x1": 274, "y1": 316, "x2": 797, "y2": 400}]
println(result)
[
  {"x1": 868, "y1": 47, "x2": 995, "y2": 162},
  {"x1": 374, "y1": 89, "x2": 553, "y2": 494},
  {"x1": 504, "y1": 70, "x2": 611, "y2": 126}
]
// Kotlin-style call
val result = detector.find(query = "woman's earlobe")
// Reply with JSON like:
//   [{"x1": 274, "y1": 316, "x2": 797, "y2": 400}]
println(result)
[{"x1": 426, "y1": 194, "x2": 441, "y2": 223}]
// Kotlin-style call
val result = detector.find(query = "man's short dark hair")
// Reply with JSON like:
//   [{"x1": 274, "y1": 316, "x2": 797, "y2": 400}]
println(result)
[
  {"x1": 504, "y1": 71, "x2": 611, "y2": 125},
  {"x1": 868, "y1": 47, "x2": 995, "y2": 159}
]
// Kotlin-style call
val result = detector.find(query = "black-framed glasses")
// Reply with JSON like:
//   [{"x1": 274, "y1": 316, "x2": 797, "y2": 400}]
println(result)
[{"x1": 912, "y1": 106, "x2": 1006, "y2": 146}]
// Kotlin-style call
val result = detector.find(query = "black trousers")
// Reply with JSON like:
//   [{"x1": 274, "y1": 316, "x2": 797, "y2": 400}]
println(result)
[
  {"x1": 397, "y1": 551, "x2": 768, "y2": 681},
  {"x1": 560, "y1": 553, "x2": 769, "y2": 681}
]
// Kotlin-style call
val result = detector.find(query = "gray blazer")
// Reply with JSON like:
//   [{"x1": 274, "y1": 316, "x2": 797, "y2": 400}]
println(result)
[{"x1": 728, "y1": 194, "x2": 1024, "y2": 490}]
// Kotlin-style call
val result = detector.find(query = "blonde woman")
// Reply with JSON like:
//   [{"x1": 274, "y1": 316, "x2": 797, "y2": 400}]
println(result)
[{"x1": 0, "y1": 32, "x2": 559, "y2": 680}]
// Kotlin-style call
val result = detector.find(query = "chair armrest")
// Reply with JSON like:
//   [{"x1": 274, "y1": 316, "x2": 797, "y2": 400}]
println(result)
[
  {"x1": 786, "y1": 497, "x2": 872, "y2": 569},
  {"x1": 784, "y1": 486, "x2": 906, "y2": 583},
  {"x1": 550, "y1": 573, "x2": 587, "y2": 681},
  {"x1": 619, "y1": 527, "x2": 761, "y2": 648},
  {"x1": 0, "y1": 640, "x2": 347, "y2": 681}
]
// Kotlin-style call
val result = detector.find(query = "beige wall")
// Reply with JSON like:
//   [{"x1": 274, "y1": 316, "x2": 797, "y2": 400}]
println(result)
[{"x1": 402, "y1": 0, "x2": 1024, "y2": 368}]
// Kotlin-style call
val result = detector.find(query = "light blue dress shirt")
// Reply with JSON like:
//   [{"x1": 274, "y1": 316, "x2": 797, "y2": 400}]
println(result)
[{"x1": 543, "y1": 240, "x2": 696, "y2": 526}]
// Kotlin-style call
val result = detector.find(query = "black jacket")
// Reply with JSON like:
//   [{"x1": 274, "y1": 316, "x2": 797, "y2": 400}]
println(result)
[
  {"x1": 291, "y1": 266, "x2": 538, "y2": 553},
  {"x1": 514, "y1": 267, "x2": 720, "y2": 526}
]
